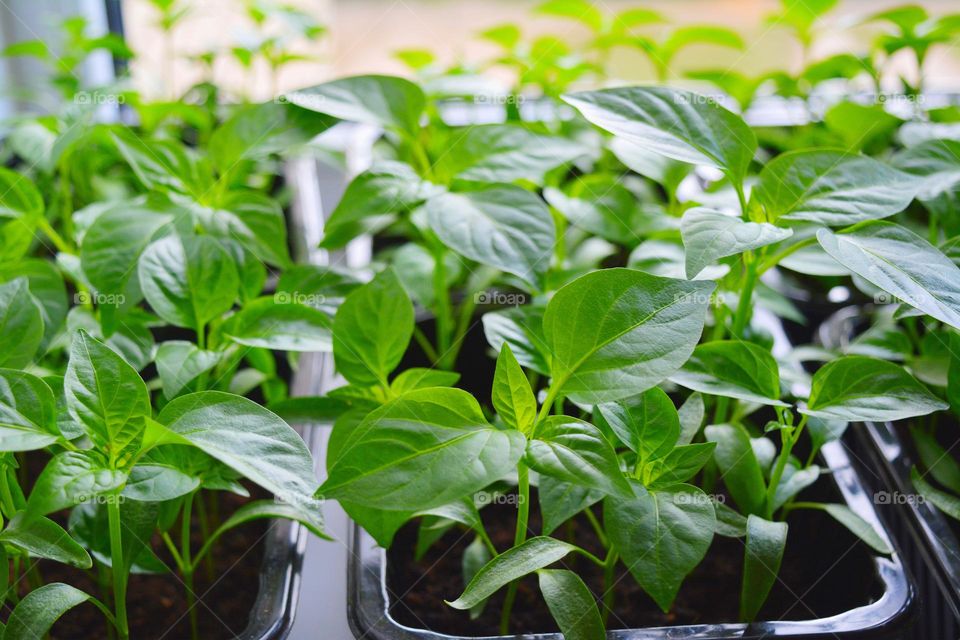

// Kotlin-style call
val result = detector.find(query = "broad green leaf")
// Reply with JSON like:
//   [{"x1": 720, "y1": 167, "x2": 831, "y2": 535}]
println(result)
[
  {"x1": 0, "y1": 168, "x2": 42, "y2": 262},
  {"x1": 110, "y1": 130, "x2": 197, "y2": 194},
  {"x1": 482, "y1": 306, "x2": 550, "y2": 375},
  {"x1": 802, "y1": 355, "x2": 947, "y2": 421},
  {"x1": 610, "y1": 138, "x2": 692, "y2": 194},
  {"x1": 0, "y1": 512, "x2": 91, "y2": 568},
  {"x1": 715, "y1": 501, "x2": 748, "y2": 537},
  {"x1": 605, "y1": 482, "x2": 716, "y2": 611},
  {"x1": 65, "y1": 307, "x2": 155, "y2": 372},
  {"x1": 320, "y1": 388, "x2": 525, "y2": 510},
  {"x1": 333, "y1": 269, "x2": 413, "y2": 387},
  {"x1": 740, "y1": 515, "x2": 787, "y2": 621},
  {"x1": 66, "y1": 500, "x2": 164, "y2": 574},
  {"x1": 539, "y1": 476, "x2": 603, "y2": 535},
  {"x1": 563, "y1": 86, "x2": 757, "y2": 187},
  {"x1": 425, "y1": 185, "x2": 555, "y2": 289},
  {"x1": 26, "y1": 451, "x2": 126, "y2": 516},
  {"x1": 390, "y1": 243, "x2": 462, "y2": 308},
  {"x1": 806, "y1": 416, "x2": 848, "y2": 453},
  {"x1": 158, "y1": 392, "x2": 319, "y2": 509},
  {"x1": 65, "y1": 331, "x2": 150, "y2": 463},
  {"x1": 205, "y1": 498, "x2": 328, "y2": 542},
  {"x1": 645, "y1": 442, "x2": 717, "y2": 488},
  {"x1": 526, "y1": 416, "x2": 632, "y2": 497},
  {"x1": 0, "y1": 278, "x2": 43, "y2": 368},
  {"x1": 671, "y1": 341, "x2": 788, "y2": 406},
  {"x1": 190, "y1": 191, "x2": 291, "y2": 268},
  {"x1": 0, "y1": 369, "x2": 60, "y2": 451},
  {"x1": 492, "y1": 343, "x2": 536, "y2": 435},
  {"x1": 341, "y1": 501, "x2": 411, "y2": 548},
  {"x1": 286, "y1": 75, "x2": 425, "y2": 135},
  {"x1": 681, "y1": 207, "x2": 792, "y2": 279},
  {"x1": 3, "y1": 583, "x2": 111, "y2": 640},
  {"x1": 435, "y1": 124, "x2": 586, "y2": 184},
  {"x1": 754, "y1": 150, "x2": 916, "y2": 225},
  {"x1": 538, "y1": 569, "x2": 605, "y2": 640},
  {"x1": 122, "y1": 464, "x2": 199, "y2": 502},
  {"x1": 0, "y1": 259, "x2": 67, "y2": 350},
  {"x1": 819, "y1": 503, "x2": 892, "y2": 554},
  {"x1": 138, "y1": 233, "x2": 239, "y2": 330},
  {"x1": 390, "y1": 368, "x2": 460, "y2": 395},
  {"x1": 914, "y1": 429, "x2": 960, "y2": 494},
  {"x1": 155, "y1": 341, "x2": 221, "y2": 400},
  {"x1": 274, "y1": 264, "x2": 361, "y2": 316},
  {"x1": 772, "y1": 464, "x2": 820, "y2": 511},
  {"x1": 447, "y1": 536, "x2": 576, "y2": 609},
  {"x1": 543, "y1": 268, "x2": 713, "y2": 404},
  {"x1": 677, "y1": 392, "x2": 705, "y2": 445},
  {"x1": 462, "y1": 536, "x2": 492, "y2": 619},
  {"x1": 544, "y1": 179, "x2": 646, "y2": 245},
  {"x1": 596, "y1": 387, "x2": 679, "y2": 461},
  {"x1": 267, "y1": 396, "x2": 351, "y2": 424},
  {"x1": 817, "y1": 222, "x2": 960, "y2": 329},
  {"x1": 912, "y1": 467, "x2": 960, "y2": 520},
  {"x1": 224, "y1": 297, "x2": 333, "y2": 351},
  {"x1": 894, "y1": 139, "x2": 960, "y2": 205},
  {"x1": 705, "y1": 424, "x2": 767, "y2": 515}
]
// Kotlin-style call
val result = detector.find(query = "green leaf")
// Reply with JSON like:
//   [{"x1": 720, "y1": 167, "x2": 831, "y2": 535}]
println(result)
[
  {"x1": 563, "y1": 86, "x2": 757, "y2": 188},
  {"x1": 224, "y1": 297, "x2": 332, "y2": 351},
  {"x1": 138, "y1": 233, "x2": 239, "y2": 330},
  {"x1": 817, "y1": 221, "x2": 960, "y2": 329},
  {"x1": 819, "y1": 503, "x2": 892, "y2": 554},
  {"x1": 67, "y1": 500, "x2": 165, "y2": 574},
  {"x1": 677, "y1": 392, "x2": 705, "y2": 445},
  {"x1": 286, "y1": 75, "x2": 425, "y2": 135},
  {"x1": 26, "y1": 451, "x2": 126, "y2": 516},
  {"x1": 543, "y1": 268, "x2": 713, "y2": 404},
  {"x1": 740, "y1": 515, "x2": 787, "y2": 621},
  {"x1": 681, "y1": 208, "x2": 792, "y2": 279},
  {"x1": 772, "y1": 464, "x2": 820, "y2": 510},
  {"x1": 3, "y1": 583, "x2": 111, "y2": 640},
  {"x1": 645, "y1": 442, "x2": 717, "y2": 488},
  {"x1": 320, "y1": 388, "x2": 525, "y2": 510},
  {"x1": 753, "y1": 150, "x2": 916, "y2": 225},
  {"x1": 0, "y1": 512, "x2": 91, "y2": 568},
  {"x1": 914, "y1": 429, "x2": 960, "y2": 494},
  {"x1": 122, "y1": 464, "x2": 199, "y2": 502},
  {"x1": 544, "y1": 179, "x2": 645, "y2": 245},
  {"x1": 671, "y1": 341, "x2": 788, "y2": 406},
  {"x1": 715, "y1": 501, "x2": 748, "y2": 537},
  {"x1": 705, "y1": 424, "x2": 767, "y2": 516},
  {"x1": 192, "y1": 191, "x2": 291, "y2": 268},
  {"x1": 155, "y1": 341, "x2": 221, "y2": 400},
  {"x1": 492, "y1": 344, "x2": 537, "y2": 435},
  {"x1": 158, "y1": 392, "x2": 319, "y2": 509},
  {"x1": 538, "y1": 569, "x2": 605, "y2": 640},
  {"x1": 482, "y1": 306, "x2": 550, "y2": 375},
  {"x1": 333, "y1": 269, "x2": 413, "y2": 387},
  {"x1": 447, "y1": 536, "x2": 576, "y2": 609},
  {"x1": 0, "y1": 168, "x2": 42, "y2": 262},
  {"x1": 425, "y1": 185, "x2": 555, "y2": 289},
  {"x1": 205, "y1": 498, "x2": 328, "y2": 543},
  {"x1": 390, "y1": 368, "x2": 460, "y2": 395},
  {"x1": 526, "y1": 416, "x2": 632, "y2": 498},
  {"x1": 435, "y1": 124, "x2": 586, "y2": 184},
  {"x1": 0, "y1": 279, "x2": 43, "y2": 368},
  {"x1": 539, "y1": 476, "x2": 603, "y2": 535},
  {"x1": 462, "y1": 537, "x2": 492, "y2": 619},
  {"x1": 802, "y1": 355, "x2": 947, "y2": 421},
  {"x1": 912, "y1": 467, "x2": 960, "y2": 520},
  {"x1": 597, "y1": 387, "x2": 679, "y2": 461},
  {"x1": 65, "y1": 331, "x2": 150, "y2": 463},
  {"x1": 894, "y1": 139, "x2": 960, "y2": 206},
  {"x1": 605, "y1": 482, "x2": 716, "y2": 611},
  {"x1": 0, "y1": 369, "x2": 60, "y2": 451},
  {"x1": 0, "y1": 259, "x2": 67, "y2": 350}
]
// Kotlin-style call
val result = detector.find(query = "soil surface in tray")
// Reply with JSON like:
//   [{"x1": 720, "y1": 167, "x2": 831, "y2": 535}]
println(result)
[
  {"x1": 36, "y1": 489, "x2": 268, "y2": 640},
  {"x1": 386, "y1": 485, "x2": 884, "y2": 635}
]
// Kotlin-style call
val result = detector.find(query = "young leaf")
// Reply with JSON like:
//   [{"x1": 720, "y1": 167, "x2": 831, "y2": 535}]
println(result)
[
  {"x1": 525, "y1": 416, "x2": 632, "y2": 498},
  {"x1": 65, "y1": 331, "x2": 150, "y2": 463},
  {"x1": 447, "y1": 536, "x2": 576, "y2": 609},
  {"x1": 0, "y1": 512, "x2": 91, "y2": 568},
  {"x1": 817, "y1": 221, "x2": 960, "y2": 330},
  {"x1": 390, "y1": 368, "x2": 460, "y2": 395},
  {"x1": 122, "y1": 464, "x2": 200, "y2": 502},
  {"x1": 155, "y1": 341, "x2": 221, "y2": 400},
  {"x1": 425, "y1": 185, "x2": 555, "y2": 289},
  {"x1": 3, "y1": 583, "x2": 113, "y2": 640},
  {"x1": 753, "y1": 150, "x2": 916, "y2": 225},
  {"x1": 333, "y1": 269, "x2": 414, "y2": 388},
  {"x1": 158, "y1": 391, "x2": 319, "y2": 509},
  {"x1": 0, "y1": 168, "x2": 42, "y2": 262},
  {"x1": 0, "y1": 369, "x2": 60, "y2": 451},
  {"x1": 681, "y1": 208, "x2": 792, "y2": 279},
  {"x1": 740, "y1": 515, "x2": 788, "y2": 621},
  {"x1": 771, "y1": 464, "x2": 820, "y2": 511},
  {"x1": 563, "y1": 86, "x2": 757, "y2": 187},
  {"x1": 0, "y1": 278, "x2": 43, "y2": 368},
  {"x1": 705, "y1": 424, "x2": 767, "y2": 516},
  {"x1": 912, "y1": 467, "x2": 960, "y2": 520},
  {"x1": 137, "y1": 233, "x2": 239, "y2": 330},
  {"x1": 645, "y1": 442, "x2": 717, "y2": 488},
  {"x1": 543, "y1": 268, "x2": 713, "y2": 404},
  {"x1": 605, "y1": 482, "x2": 716, "y2": 611},
  {"x1": 462, "y1": 536, "x2": 492, "y2": 619},
  {"x1": 671, "y1": 341, "x2": 788, "y2": 406},
  {"x1": 26, "y1": 451, "x2": 126, "y2": 516},
  {"x1": 538, "y1": 569, "x2": 605, "y2": 640},
  {"x1": 914, "y1": 429, "x2": 960, "y2": 494},
  {"x1": 677, "y1": 392, "x2": 705, "y2": 445},
  {"x1": 285, "y1": 74, "x2": 426, "y2": 136},
  {"x1": 539, "y1": 476, "x2": 604, "y2": 535},
  {"x1": 802, "y1": 355, "x2": 947, "y2": 421},
  {"x1": 818, "y1": 503, "x2": 892, "y2": 554},
  {"x1": 320, "y1": 388, "x2": 525, "y2": 510},
  {"x1": 0, "y1": 258, "x2": 68, "y2": 350},
  {"x1": 224, "y1": 297, "x2": 333, "y2": 351},
  {"x1": 596, "y1": 387, "x2": 679, "y2": 461},
  {"x1": 493, "y1": 344, "x2": 537, "y2": 435},
  {"x1": 203, "y1": 498, "x2": 329, "y2": 545},
  {"x1": 482, "y1": 306, "x2": 550, "y2": 375}
]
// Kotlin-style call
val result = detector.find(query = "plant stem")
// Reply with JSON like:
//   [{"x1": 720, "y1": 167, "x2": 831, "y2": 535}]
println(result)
[
  {"x1": 432, "y1": 246, "x2": 454, "y2": 369},
  {"x1": 107, "y1": 497, "x2": 129, "y2": 640},
  {"x1": 498, "y1": 464, "x2": 530, "y2": 635},
  {"x1": 758, "y1": 236, "x2": 816, "y2": 274},
  {"x1": 181, "y1": 492, "x2": 200, "y2": 640},
  {"x1": 584, "y1": 508, "x2": 607, "y2": 547},
  {"x1": 601, "y1": 548, "x2": 618, "y2": 625},
  {"x1": 731, "y1": 253, "x2": 758, "y2": 338},
  {"x1": 36, "y1": 217, "x2": 74, "y2": 255},
  {"x1": 765, "y1": 416, "x2": 807, "y2": 519},
  {"x1": 412, "y1": 326, "x2": 439, "y2": 363}
]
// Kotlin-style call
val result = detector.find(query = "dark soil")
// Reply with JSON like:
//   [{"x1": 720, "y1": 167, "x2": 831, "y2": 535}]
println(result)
[
  {"x1": 386, "y1": 483, "x2": 884, "y2": 635},
  {"x1": 31, "y1": 489, "x2": 267, "y2": 640}
]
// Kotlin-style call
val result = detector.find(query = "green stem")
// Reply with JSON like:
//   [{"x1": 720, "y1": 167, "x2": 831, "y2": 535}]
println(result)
[
  {"x1": 432, "y1": 246, "x2": 454, "y2": 369},
  {"x1": 412, "y1": 326, "x2": 439, "y2": 363},
  {"x1": 731, "y1": 254, "x2": 758, "y2": 338},
  {"x1": 498, "y1": 464, "x2": 531, "y2": 635},
  {"x1": 758, "y1": 236, "x2": 817, "y2": 274},
  {"x1": 584, "y1": 508, "x2": 607, "y2": 547},
  {"x1": 36, "y1": 217, "x2": 75, "y2": 255},
  {"x1": 765, "y1": 416, "x2": 807, "y2": 520},
  {"x1": 107, "y1": 497, "x2": 129, "y2": 640},
  {"x1": 601, "y1": 548, "x2": 618, "y2": 625},
  {"x1": 181, "y1": 492, "x2": 199, "y2": 640}
]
